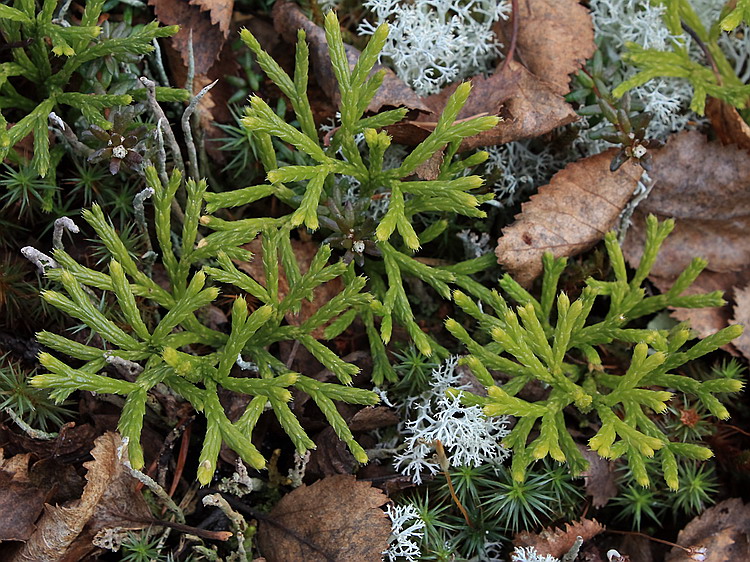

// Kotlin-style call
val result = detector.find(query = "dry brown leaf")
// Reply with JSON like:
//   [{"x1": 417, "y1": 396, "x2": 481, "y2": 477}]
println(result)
[
  {"x1": 257, "y1": 474, "x2": 390, "y2": 562},
  {"x1": 348, "y1": 406, "x2": 400, "y2": 432},
  {"x1": 706, "y1": 97, "x2": 750, "y2": 153},
  {"x1": 149, "y1": 0, "x2": 232, "y2": 75},
  {"x1": 732, "y1": 284, "x2": 750, "y2": 360},
  {"x1": 514, "y1": 518, "x2": 605, "y2": 559},
  {"x1": 622, "y1": 131, "x2": 750, "y2": 341},
  {"x1": 388, "y1": 61, "x2": 578, "y2": 151},
  {"x1": 496, "y1": 149, "x2": 643, "y2": 286},
  {"x1": 666, "y1": 269, "x2": 750, "y2": 343},
  {"x1": 190, "y1": 0, "x2": 232, "y2": 37},
  {"x1": 236, "y1": 236, "x2": 342, "y2": 338},
  {"x1": 623, "y1": 132, "x2": 750, "y2": 278},
  {"x1": 497, "y1": 0, "x2": 595, "y2": 96},
  {"x1": 578, "y1": 446, "x2": 618, "y2": 509},
  {"x1": 666, "y1": 498, "x2": 750, "y2": 561},
  {"x1": 0, "y1": 452, "x2": 47, "y2": 542},
  {"x1": 11, "y1": 432, "x2": 151, "y2": 562},
  {"x1": 272, "y1": 1, "x2": 430, "y2": 114}
]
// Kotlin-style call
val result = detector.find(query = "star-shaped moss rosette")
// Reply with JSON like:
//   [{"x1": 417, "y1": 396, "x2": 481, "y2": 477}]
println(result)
[
  {"x1": 85, "y1": 109, "x2": 148, "y2": 175},
  {"x1": 320, "y1": 190, "x2": 382, "y2": 267}
]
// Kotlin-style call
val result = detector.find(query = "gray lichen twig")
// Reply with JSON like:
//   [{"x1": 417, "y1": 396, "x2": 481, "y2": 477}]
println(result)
[
  {"x1": 133, "y1": 187, "x2": 155, "y2": 256},
  {"x1": 52, "y1": 217, "x2": 79, "y2": 251},
  {"x1": 48, "y1": 112, "x2": 92, "y2": 157},
  {"x1": 617, "y1": 171, "x2": 655, "y2": 244},
  {"x1": 182, "y1": 80, "x2": 218, "y2": 180},
  {"x1": 21, "y1": 247, "x2": 57, "y2": 273},
  {"x1": 4, "y1": 408, "x2": 58, "y2": 440},
  {"x1": 119, "y1": 438, "x2": 185, "y2": 524},
  {"x1": 202, "y1": 494, "x2": 247, "y2": 562},
  {"x1": 139, "y1": 76, "x2": 185, "y2": 176}
]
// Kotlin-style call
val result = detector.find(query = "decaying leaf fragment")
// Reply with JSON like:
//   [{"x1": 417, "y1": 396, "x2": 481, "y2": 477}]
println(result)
[
  {"x1": 257, "y1": 474, "x2": 390, "y2": 562},
  {"x1": 496, "y1": 149, "x2": 643, "y2": 286},
  {"x1": 497, "y1": 0, "x2": 596, "y2": 97},
  {"x1": 0, "y1": 451, "x2": 47, "y2": 543},
  {"x1": 622, "y1": 131, "x2": 750, "y2": 342},
  {"x1": 514, "y1": 518, "x2": 605, "y2": 559},
  {"x1": 666, "y1": 498, "x2": 750, "y2": 561},
  {"x1": 578, "y1": 446, "x2": 618, "y2": 509},
  {"x1": 706, "y1": 97, "x2": 750, "y2": 153},
  {"x1": 388, "y1": 61, "x2": 579, "y2": 151},
  {"x1": 149, "y1": 0, "x2": 233, "y2": 75},
  {"x1": 11, "y1": 432, "x2": 151, "y2": 562}
]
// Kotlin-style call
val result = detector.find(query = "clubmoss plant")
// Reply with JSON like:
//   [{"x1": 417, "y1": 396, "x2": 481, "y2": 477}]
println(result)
[
  {"x1": 206, "y1": 12, "x2": 499, "y2": 383},
  {"x1": 612, "y1": 0, "x2": 750, "y2": 115},
  {"x1": 447, "y1": 216, "x2": 744, "y2": 487},
  {"x1": 31, "y1": 165, "x2": 377, "y2": 484},
  {"x1": 0, "y1": 0, "x2": 184, "y2": 178}
]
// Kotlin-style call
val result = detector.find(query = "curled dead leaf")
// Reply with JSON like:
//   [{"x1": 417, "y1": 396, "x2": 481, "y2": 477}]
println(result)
[
  {"x1": 496, "y1": 149, "x2": 642, "y2": 286},
  {"x1": 257, "y1": 474, "x2": 390, "y2": 562},
  {"x1": 11, "y1": 432, "x2": 151, "y2": 562},
  {"x1": 514, "y1": 518, "x2": 605, "y2": 559},
  {"x1": 666, "y1": 498, "x2": 750, "y2": 561},
  {"x1": 149, "y1": 0, "x2": 233, "y2": 76}
]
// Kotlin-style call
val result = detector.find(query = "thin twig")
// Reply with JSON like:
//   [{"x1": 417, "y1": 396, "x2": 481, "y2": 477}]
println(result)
[
  {"x1": 181, "y1": 80, "x2": 218, "y2": 180},
  {"x1": 124, "y1": 517, "x2": 232, "y2": 541},
  {"x1": 435, "y1": 440, "x2": 473, "y2": 528},
  {"x1": 4, "y1": 408, "x2": 58, "y2": 440},
  {"x1": 606, "y1": 528, "x2": 694, "y2": 553},
  {"x1": 203, "y1": 494, "x2": 248, "y2": 562},
  {"x1": 139, "y1": 76, "x2": 185, "y2": 176},
  {"x1": 157, "y1": 415, "x2": 194, "y2": 489},
  {"x1": 500, "y1": 0, "x2": 520, "y2": 75},
  {"x1": 123, "y1": 456, "x2": 186, "y2": 524},
  {"x1": 681, "y1": 22, "x2": 722, "y2": 84},
  {"x1": 49, "y1": 112, "x2": 93, "y2": 157}
]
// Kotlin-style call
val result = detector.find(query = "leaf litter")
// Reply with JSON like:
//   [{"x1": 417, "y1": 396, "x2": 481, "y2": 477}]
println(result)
[{"x1": 256, "y1": 474, "x2": 391, "y2": 562}]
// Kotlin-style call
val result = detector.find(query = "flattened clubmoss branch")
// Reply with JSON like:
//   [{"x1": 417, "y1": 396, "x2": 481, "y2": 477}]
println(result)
[
  {"x1": 0, "y1": 0, "x2": 187, "y2": 178},
  {"x1": 31, "y1": 165, "x2": 378, "y2": 484},
  {"x1": 447, "y1": 216, "x2": 744, "y2": 488},
  {"x1": 205, "y1": 11, "x2": 499, "y2": 376}
]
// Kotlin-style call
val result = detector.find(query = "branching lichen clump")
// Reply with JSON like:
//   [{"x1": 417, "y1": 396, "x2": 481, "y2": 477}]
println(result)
[{"x1": 447, "y1": 216, "x2": 743, "y2": 488}]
